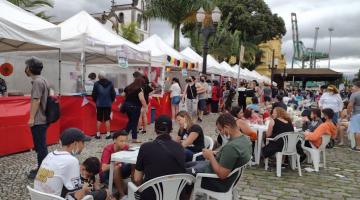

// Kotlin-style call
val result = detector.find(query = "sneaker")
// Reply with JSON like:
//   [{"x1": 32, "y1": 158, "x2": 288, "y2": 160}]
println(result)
[
  {"x1": 95, "y1": 135, "x2": 101, "y2": 139},
  {"x1": 105, "y1": 134, "x2": 112, "y2": 139},
  {"x1": 351, "y1": 147, "x2": 360, "y2": 152},
  {"x1": 27, "y1": 169, "x2": 38, "y2": 179}
]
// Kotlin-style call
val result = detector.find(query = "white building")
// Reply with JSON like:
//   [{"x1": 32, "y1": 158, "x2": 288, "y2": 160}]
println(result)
[{"x1": 92, "y1": 0, "x2": 150, "y2": 42}]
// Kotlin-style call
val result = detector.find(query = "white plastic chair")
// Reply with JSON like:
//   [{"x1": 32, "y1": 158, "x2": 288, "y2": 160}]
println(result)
[
  {"x1": 192, "y1": 161, "x2": 249, "y2": 200},
  {"x1": 127, "y1": 174, "x2": 195, "y2": 200},
  {"x1": 264, "y1": 132, "x2": 303, "y2": 177},
  {"x1": 192, "y1": 136, "x2": 214, "y2": 161},
  {"x1": 301, "y1": 134, "x2": 331, "y2": 172},
  {"x1": 27, "y1": 186, "x2": 94, "y2": 200}
]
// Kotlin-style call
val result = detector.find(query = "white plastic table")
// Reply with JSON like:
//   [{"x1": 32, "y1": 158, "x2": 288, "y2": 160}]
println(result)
[
  {"x1": 108, "y1": 146, "x2": 140, "y2": 192},
  {"x1": 250, "y1": 124, "x2": 268, "y2": 165}
]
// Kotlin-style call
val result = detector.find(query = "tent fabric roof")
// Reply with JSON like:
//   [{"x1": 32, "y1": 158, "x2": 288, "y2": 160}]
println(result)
[
  {"x1": 180, "y1": 47, "x2": 222, "y2": 75},
  {"x1": 58, "y1": 11, "x2": 149, "y2": 64},
  {"x1": 139, "y1": 34, "x2": 196, "y2": 66},
  {"x1": 220, "y1": 61, "x2": 237, "y2": 78},
  {"x1": 0, "y1": 0, "x2": 60, "y2": 52}
]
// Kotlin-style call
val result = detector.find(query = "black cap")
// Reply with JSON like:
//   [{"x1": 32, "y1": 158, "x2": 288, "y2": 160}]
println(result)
[
  {"x1": 155, "y1": 115, "x2": 172, "y2": 134},
  {"x1": 60, "y1": 128, "x2": 91, "y2": 145}
]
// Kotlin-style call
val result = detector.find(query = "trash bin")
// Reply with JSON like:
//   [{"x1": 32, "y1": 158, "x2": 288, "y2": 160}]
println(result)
[{"x1": 151, "y1": 107, "x2": 156, "y2": 124}]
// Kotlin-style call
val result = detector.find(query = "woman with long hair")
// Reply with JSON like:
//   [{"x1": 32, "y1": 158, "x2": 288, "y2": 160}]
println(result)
[
  {"x1": 123, "y1": 77, "x2": 147, "y2": 143},
  {"x1": 138, "y1": 76, "x2": 153, "y2": 134},
  {"x1": 262, "y1": 107, "x2": 294, "y2": 158},
  {"x1": 170, "y1": 77, "x2": 181, "y2": 120},
  {"x1": 175, "y1": 111, "x2": 205, "y2": 161}
]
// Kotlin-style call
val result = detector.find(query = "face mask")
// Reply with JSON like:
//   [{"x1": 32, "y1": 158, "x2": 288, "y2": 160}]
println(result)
[{"x1": 71, "y1": 143, "x2": 80, "y2": 156}]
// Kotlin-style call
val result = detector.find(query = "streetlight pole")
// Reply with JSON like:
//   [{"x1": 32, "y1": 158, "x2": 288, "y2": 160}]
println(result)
[
  {"x1": 328, "y1": 27, "x2": 334, "y2": 68},
  {"x1": 268, "y1": 49, "x2": 278, "y2": 88},
  {"x1": 197, "y1": 7, "x2": 221, "y2": 75}
]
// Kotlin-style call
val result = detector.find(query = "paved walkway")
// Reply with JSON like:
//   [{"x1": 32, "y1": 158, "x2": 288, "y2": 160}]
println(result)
[{"x1": 1, "y1": 114, "x2": 359, "y2": 199}]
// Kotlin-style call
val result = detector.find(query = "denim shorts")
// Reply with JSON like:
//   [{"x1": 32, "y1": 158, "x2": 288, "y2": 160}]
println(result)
[
  {"x1": 171, "y1": 96, "x2": 181, "y2": 105},
  {"x1": 198, "y1": 99, "x2": 207, "y2": 111}
]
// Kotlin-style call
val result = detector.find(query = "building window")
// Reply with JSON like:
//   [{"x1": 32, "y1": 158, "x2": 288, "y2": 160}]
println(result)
[
  {"x1": 137, "y1": 14, "x2": 142, "y2": 28},
  {"x1": 119, "y1": 12, "x2": 124, "y2": 23},
  {"x1": 141, "y1": 0, "x2": 145, "y2": 10},
  {"x1": 144, "y1": 18, "x2": 148, "y2": 31},
  {"x1": 140, "y1": 34, "x2": 144, "y2": 41}
]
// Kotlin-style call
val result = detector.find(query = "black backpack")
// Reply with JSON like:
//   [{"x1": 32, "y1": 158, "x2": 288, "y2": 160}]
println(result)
[
  {"x1": 46, "y1": 95, "x2": 60, "y2": 124},
  {"x1": 41, "y1": 77, "x2": 60, "y2": 124}
]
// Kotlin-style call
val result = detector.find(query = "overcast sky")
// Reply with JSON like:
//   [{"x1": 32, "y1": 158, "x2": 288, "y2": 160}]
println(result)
[{"x1": 46, "y1": 0, "x2": 360, "y2": 74}]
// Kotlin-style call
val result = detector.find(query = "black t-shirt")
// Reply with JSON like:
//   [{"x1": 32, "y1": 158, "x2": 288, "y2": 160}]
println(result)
[
  {"x1": 135, "y1": 134, "x2": 185, "y2": 183},
  {"x1": 177, "y1": 124, "x2": 205, "y2": 153},
  {"x1": 186, "y1": 84, "x2": 197, "y2": 99},
  {"x1": 124, "y1": 87, "x2": 142, "y2": 106},
  {"x1": 245, "y1": 89, "x2": 255, "y2": 98},
  {"x1": 143, "y1": 84, "x2": 153, "y2": 104}
]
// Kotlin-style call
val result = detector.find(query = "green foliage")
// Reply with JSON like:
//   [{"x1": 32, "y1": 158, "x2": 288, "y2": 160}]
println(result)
[
  {"x1": 144, "y1": 0, "x2": 210, "y2": 50},
  {"x1": 120, "y1": 22, "x2": 140, "y2": 43},
  {"x1": 7, "y1": 0, "x2": 53, "y2": 20},
  {"x1": 213, "y1": 0, "x2": 286, "y2": 44}
]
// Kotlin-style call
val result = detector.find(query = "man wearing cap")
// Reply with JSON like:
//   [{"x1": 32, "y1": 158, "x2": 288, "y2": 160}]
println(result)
[
  {"x1": 25, "y1": 57, "x2": 50, "y2": 179},
  {"x1": 34, "y1": 128, "x2": 91, "y2": 199},
  {"x1": 133, "y1": 115, "x2": 185, "y2": 199},
  {"x1": 92, "y1": 71, "x2": 116, "y2": 139}
]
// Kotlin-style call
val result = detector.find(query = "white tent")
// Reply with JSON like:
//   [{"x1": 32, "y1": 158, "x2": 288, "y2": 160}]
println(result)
[
  {"x1": 232, "y1": 65, "x2": 253, "y2": 81},
  {"x1": 220, "y1": 61, "x2": 237, "y2": 78},
  {"x1": 180, "y1": 47, "x2": 222, "y2": 75},
  {"x1": 138, "y1": 34, "x2": 196, "y2": 67},
  {"x1": 0, "y1": 0, "x2": 60, "y2": 52},
  {"x1": 59, "y1": 11, "x2": 149, "y2": 65}
]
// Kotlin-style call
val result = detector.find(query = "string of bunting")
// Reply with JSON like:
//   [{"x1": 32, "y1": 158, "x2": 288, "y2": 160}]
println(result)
[{"x1": 166, "y1": 55, "x2": 198, "y2": 69}]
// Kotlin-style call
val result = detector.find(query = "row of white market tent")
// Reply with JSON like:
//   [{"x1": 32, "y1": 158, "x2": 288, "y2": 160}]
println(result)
[{"x1": 0, "y1": 0, "x2": 271, "y2": 94}]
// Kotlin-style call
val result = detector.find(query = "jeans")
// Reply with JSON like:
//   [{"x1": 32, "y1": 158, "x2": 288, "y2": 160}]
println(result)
[
  {"x1": 186, "y1": 99, "x2": 197, "y2": 117},
  {"x1": 125, "y1": 103, "x2": 141, "y2": 139},
  {"x1": 211, "y1": 100, "x2": 219, "y2": 113},
  {"x1": 31, "y1": 124, "x2": 49, "y2": 168},
  {"x1": 184, "y1": 148, "x2": 194, "y2": 162}
]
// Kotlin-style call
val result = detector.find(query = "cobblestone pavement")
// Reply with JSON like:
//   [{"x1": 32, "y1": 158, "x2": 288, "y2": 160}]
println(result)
[{"x1": 1, "y1": 113, "x2": 360, "y2": 199}]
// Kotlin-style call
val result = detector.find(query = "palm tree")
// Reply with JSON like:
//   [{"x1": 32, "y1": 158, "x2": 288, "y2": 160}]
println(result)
[
  {"x1": 144, "y1": 0, "x2": 210, "y2": 50},
  {"x1": 120, "y1": 22, "x2": 140, "y2": 43},
  {"x1": 7, "y1": 0, "x2": 53, "y2": 20}
]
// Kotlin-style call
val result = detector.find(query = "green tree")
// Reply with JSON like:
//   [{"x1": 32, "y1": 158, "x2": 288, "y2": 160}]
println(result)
[
  {"x1": 144, "y1": 0, "x2": 209, "y2": 50},
  {"x1": 120, "y1": 22, "x2": 140, "y2": 43},
  {"x1": 213, "y1": 0, "x2": 286, "y2": 44},
  {"x1": 7, "y1": 0, "x2": 53, "y2": 20}
]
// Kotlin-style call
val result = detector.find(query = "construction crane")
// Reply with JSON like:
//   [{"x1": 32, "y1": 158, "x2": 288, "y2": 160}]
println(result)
[{"x1": 291, "y1": 13, "x2": 329, "y2": 68}]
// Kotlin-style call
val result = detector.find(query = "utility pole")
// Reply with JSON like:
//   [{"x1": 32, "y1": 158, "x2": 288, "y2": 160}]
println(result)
[{"x1": 311, "y1": 27, "x2": 319, "y2": 68}]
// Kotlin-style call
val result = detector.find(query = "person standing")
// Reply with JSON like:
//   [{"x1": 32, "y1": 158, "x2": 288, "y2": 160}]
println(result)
[
  {"x1": 92, "y1": 71, "x2": 116, "y2": 140},
  {"x1": 84, "y1": 72, "x2": 96, "y2": 94},
  {"x1": 319, "y1": 85, "x2": 343, "y2": 123},
  {"x1": 138, "y1": 76, "x2": 153, "y2": 134},
  {"x1": 25, "y1": 57, "x2": 50, "y2": 179},
  {"x1": 211, "y1": 80, "x2": 221, "y2": 113},
  {"x1": 263, "y1": 83, "x2": 272, "y2": 103},
  {"x1": 170, "y1": 77, "x2": 182, "y2": 121},
  {"x1": 0, "y1": 75, "x2": 7, "y2": 96},
  {"x1": 347, "y1": 81, "x2": 360, "y2": 151},
  {"x1": 124, "y1": 77, "x2": 147, "y2": 143},
  {"x1": 237, "y1": 82, "x2": 247, "y2": 111},
  {"x1": 206, "y1": 79, "x2": 212, "y2": 114},
  {"x1": 197, "y1": 75, "x2": 208, "y2": 122},
  {"x1": 183, "y1": 77, "x2": 198, "y2": 119}
]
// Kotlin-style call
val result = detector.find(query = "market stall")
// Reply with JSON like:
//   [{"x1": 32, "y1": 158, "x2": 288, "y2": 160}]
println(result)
[{"x1": 0, "y1": 0, "x2": 61, "y2": 156}]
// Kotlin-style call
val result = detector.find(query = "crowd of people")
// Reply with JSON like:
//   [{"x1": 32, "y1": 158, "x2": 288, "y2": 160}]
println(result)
[{"x1": 18, "y1": 57, "x2": 360, "y2": 200}]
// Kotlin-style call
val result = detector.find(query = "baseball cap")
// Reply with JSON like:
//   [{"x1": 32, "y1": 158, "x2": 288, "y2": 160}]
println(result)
[
  {"x1": 155, "y1": 115, "x2": 172, "y2": 134},
  {"x1": 60, "y1": 128, "x2": 91, "y2": 146}
]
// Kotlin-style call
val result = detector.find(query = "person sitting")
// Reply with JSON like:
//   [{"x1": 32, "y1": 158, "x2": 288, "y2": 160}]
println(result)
[
  {"x1": 34, "y1": 128, "x2": 91, "y2": 199},
  {"x1": 185, "y1": 113, "x2": 252, "y2": 192},
  {"x1": 100, "y1": 130, "x2": 131, "y2": 200},
  {"x1": 80, "y1": 157, "x2": 109, "y2": 200},
  {"x1": 175, "y1": 111, "x2": 205, "y2": 161},
  {"x1": 247, "y1": 96, "x2": 260, "y2": 112},
  {"x1": 271, "y1": 95, "x2": 287, "y2": 113},
  {"x1": 133, "y1": 115, "x2": 186, "y2": 200},
  {"x1": 288, "y1": 95, "x2": 299, "y2": 109},
  {"x1": 230, "y1": 106, "x2": 257, "y2": 142},
  {"x1": 304, "y1": 108, "x2": 337, "y2": 148},
  {"x1": 243, "y1": 109, "x2": 263, "y2": 124},
  {"x1": 302, "y1": 108, "x2": 323, "y2": 132},
  {"x1": 262, "y1": 107, "x2": 294, "y2": 158}
]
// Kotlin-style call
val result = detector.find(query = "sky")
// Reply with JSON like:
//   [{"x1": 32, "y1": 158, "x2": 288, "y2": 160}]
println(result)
[{"x1": 45, "y1": 0, "x2": 360, "y2": 75}]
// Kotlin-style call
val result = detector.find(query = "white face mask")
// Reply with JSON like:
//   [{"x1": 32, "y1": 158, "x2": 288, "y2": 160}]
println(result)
[{"x1": 71, "y1": 143, "x2": 80, "y2": 156}]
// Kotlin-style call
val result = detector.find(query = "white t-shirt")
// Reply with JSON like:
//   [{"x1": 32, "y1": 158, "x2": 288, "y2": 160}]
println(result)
[
  {"x1": 170, "y1": 83, "x2": 181, "y2": 98},
  {"x1": 34, "y1": 151, "x2": 81, "y2": 198},
  {"x1": 207, "y1": 85, "x2": 212, "y2": 99},
  {"x1": 319, "y1": 92, "x2": 343, "y2": 112}
]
